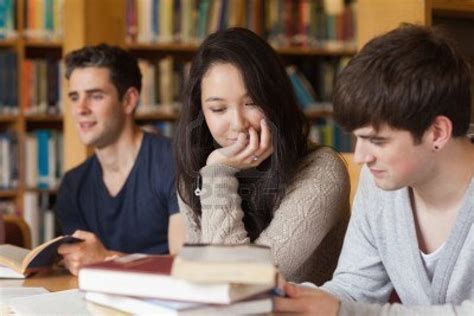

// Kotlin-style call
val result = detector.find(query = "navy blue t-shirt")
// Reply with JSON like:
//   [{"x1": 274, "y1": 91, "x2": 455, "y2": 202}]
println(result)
[{"x1": 55, "y1": 132, "x2": 179, "y2": 254}]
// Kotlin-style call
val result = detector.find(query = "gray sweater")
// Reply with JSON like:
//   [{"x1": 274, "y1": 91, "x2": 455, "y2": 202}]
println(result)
[{"x1": 321, "y1": 166, "x2": 474, "y2": 315}]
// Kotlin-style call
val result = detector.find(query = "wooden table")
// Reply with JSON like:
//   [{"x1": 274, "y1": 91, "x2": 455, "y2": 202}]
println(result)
[{"x1": 0, "y1": 268, "x2": 77, "y2": 292}]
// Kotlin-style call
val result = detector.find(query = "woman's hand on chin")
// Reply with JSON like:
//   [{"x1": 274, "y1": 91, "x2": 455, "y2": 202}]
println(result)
[{"x1": 206, "y1": 119, "x2": 273, "y2": 170}]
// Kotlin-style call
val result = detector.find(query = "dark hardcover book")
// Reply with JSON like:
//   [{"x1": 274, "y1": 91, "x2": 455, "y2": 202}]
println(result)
[{"x1": 79, "y1": 254, "x2": 273, "y2": 304}]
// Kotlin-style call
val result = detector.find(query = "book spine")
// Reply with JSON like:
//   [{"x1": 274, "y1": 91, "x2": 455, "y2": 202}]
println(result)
[
  {"x1": 24, "y1": 192, "x2": 40, "y2": 247},
  {"x1": 25, "y1": 133, "x2": 38, "y2": 188},
  {"x1": 36, "y1": 129, "x2": 50, "y2": 189},
  {"x1": 126, "y1": 0, "x2": 138, "y2": 43},
  {"x1": 0, "y1": 53, "x2": 3, "y2": 112}
]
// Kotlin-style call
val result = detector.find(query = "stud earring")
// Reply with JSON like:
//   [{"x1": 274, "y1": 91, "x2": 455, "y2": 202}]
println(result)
[{"x1": 433, "y1": 145, "x2": 439, "y2": 150}]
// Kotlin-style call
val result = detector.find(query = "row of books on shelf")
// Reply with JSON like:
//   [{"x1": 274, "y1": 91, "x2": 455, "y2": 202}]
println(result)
[
  {"x1": 0, "y1": 130, "x2": 18, "y2": 189},
  {"x1": 23, "y1": 58, "x2": 64, "y2": 115},
  {"x1": 25, "y1": 129, "x2": 63, "y2": 189},
  {"x1": 0, "y1": 0, "x2": 16, "y2": 39},
  {"x1": 137, "y1": 55, "x2": 348, "y2": 114},
  {"x1": 266, "y1": 0, "x2": 356, "y2": 48},
  {"x1": 126, "y1": 0, "x2": 356, "y2": 48},
  {"x1": 310, "y1": 119, "x2": 353, "y2": 152},
  {"x1": 0, "y1": 50, "x2": 18, "y2": 114},
  {"x1": 0, "y1": 0, "x2": 64, "y2": 40},
  {"x1": 286, "y1": 57, "x2": 349, "y2": 108},
  {"x1": 23, "y1": 191, "x2": 57, "y2": 247},
  {"x1": 137, "y1": 56, "x2": 188, "y2": 114},
  {"x1": 1, "y1": 49, "x2": 348, "y2": 115},
  {"x1": 0, "y1": 53, "x2": 63, "y2": 115}
]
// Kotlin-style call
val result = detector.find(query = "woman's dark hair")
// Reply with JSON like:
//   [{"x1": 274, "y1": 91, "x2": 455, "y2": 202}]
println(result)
[
  {"x1": 333, "y1": 24, "x2": 471, "y2": 142},
  {"x1": 174, "y1": 27, "x2": 309, "y2": 240}
]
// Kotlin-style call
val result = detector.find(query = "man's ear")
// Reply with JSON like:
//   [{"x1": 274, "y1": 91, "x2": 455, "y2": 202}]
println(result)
[
  {"x1": 430, "y1": 115, "x2": 452, "y2": 150},
  {"x1": 122, "y1": 87, "x2": 140, "y2": 115}
]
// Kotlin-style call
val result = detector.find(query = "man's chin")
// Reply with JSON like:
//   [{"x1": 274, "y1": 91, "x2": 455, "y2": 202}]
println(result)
[
  {"x1": 79, "y1": 136, "x2": 97, "y2": 148},
  {"x1": 374, "y1": 179, "x2": 403, "y2": 191}
]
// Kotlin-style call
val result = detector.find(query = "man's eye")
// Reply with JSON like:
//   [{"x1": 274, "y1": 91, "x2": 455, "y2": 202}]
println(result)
[
  {"x1": 371, "y1": 139, "x2": 386, "y2": 146},
  {"x1": 92, "y1": 94, "x2": 104, "y2": 100}
]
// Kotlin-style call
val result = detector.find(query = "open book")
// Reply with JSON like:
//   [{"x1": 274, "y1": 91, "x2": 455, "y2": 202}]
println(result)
[{"x1": 0, "y1": 235, "x2": 83, "y2": 278}]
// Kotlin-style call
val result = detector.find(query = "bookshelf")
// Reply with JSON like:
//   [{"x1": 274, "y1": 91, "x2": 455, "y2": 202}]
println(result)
[
  {"x1": 123, "y1": 0, "x2": 357, "y2": 153},
  {"x1": 357, "y1": 0, "x2": 474, "y2": 123},
  {"x1": 0, "y1": 0, "x2": 356, "y2": 231},
  {"x1": 0, "y1": 0, "x2": 65, "y2": 245},
  {"x1": 8, "y1": 0, "x2": 473, "y2": 246}
]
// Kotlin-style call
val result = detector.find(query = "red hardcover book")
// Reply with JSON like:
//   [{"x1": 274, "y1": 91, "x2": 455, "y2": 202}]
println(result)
[{"x1": 78, "y1": 254, "x2": 272, "y2": 304}]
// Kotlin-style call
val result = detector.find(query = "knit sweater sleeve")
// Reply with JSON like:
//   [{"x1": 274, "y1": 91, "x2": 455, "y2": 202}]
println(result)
[
  {"x1": 188, "y1": 148, "x2": 350, "y2": 279},
  {"x1": 321, "y1": 166, "x2": 393, "y2": 302},
  {"x1": 177, "y1": 193, "x2": 201, "y2": 243},
  {"x1": 255, "y1": 149, "x2": 349, "y2": 279}
]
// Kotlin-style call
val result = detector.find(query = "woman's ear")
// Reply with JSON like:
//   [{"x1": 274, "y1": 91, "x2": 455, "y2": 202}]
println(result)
[
  {"x1": 430, "y1": 115, "x2": 452, "y2": 151},
  {"x1": 122, "y1": 87, "x2": 140, "y2": 115}
]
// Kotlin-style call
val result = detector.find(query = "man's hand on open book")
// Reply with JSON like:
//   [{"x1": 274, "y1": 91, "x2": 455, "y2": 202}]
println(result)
[{"x1": 57, "y1": 230, "x2": 111, "y2": 276}]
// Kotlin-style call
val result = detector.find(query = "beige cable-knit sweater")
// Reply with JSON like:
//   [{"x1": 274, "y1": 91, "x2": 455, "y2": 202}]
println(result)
[{"x1": 179, "y1": 147, "x2": 351, "y2": 284}]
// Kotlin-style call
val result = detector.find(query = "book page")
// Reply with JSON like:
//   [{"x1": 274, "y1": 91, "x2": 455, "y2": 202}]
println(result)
[
  {"x1": 0, "y1": 287, "x2": 48, "y2": 315},
  {"x1": 0, "y1": 265, "x2": 26, "y2": 279},
  {"x1": 8, "y1": 290, "x2": 91, "y2": 315},
  {"x1": 0, "y1": 245, "x2": 29, "y2": 273},
  {"x1": 0, "y1": 286, "x2": 48, "y2": 299}
]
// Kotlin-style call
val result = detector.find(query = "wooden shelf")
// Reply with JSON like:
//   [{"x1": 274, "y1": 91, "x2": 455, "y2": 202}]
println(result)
[
  {"x1": 25, "y1": 114, "x2": 63, "y2": 122},
  {"x1": 23, "y1": 39, "x2": 63, "y2": 49},
  {"x1": 275, "y1": 45, "x2": 357, "y2": 56},
  {"x1": 304, "y1": 106, "x2": 334, "y2": 120},
  {"x1": 135, "y1": 110, "x2": 179, "y2": 121},
  {"x1": 134, "y1": 108, "x2": 332, "y2": 121},
  {"x1": 126, "y1": 42, "x2": 357, "y2": 56},
  {"x1": 126, "y1": 42, "x2": 198, "y2": 52},
  {"x1": 0, "y1": 114, "x2": 18, "y2": 123},
  {"x1": 25, "y1": 187, "x2": 59, "y2": 194},
  {"x1": 0, "y1": 189, "x2": 17, "y2": 198},
  {"x1": 0, "y1": 38, "x2": 18, "y2": 47},
  {"x1": 432, "y1": 0, "x2": 474, "y2": 17}
]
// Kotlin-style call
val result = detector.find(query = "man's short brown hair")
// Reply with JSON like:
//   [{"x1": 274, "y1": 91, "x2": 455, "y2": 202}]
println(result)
[{"x1": 333, "y1": 24, "x2": 471, "y2": 142}]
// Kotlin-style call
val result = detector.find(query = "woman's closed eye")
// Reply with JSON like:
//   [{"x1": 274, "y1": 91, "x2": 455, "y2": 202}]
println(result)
[
  {"x1": 244, "y1": 100, "x2": 257, "y2": 107},
  {"x1": 209, "y1": 106, "x2": 226, "y2": 113}
]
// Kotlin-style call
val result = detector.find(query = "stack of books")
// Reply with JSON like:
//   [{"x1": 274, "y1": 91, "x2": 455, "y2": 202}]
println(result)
[{"x1": 78, "y1": 244, "x2": 277, "y2": 314}]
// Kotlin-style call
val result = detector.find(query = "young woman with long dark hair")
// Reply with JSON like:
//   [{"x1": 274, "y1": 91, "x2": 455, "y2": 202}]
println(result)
[{"x1": 174, "y1": 28, "x2": 350, "y2": 284}]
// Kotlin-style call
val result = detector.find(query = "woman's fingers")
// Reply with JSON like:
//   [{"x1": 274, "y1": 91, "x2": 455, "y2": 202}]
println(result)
[
  {"x1": 219, "y1": 132, "x2": 248, "y2": 157},
  {"x1": 249, "y1": 119, "x2": 273, "y2": 162},
  {"x1": 236, "y1": 127, "x2": 260, "y2": 162},
  {"x1": 206, "y1": 121, "x2": 273, "y2": 168}
]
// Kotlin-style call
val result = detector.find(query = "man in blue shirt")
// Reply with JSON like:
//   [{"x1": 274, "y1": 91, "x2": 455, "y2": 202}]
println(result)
[{"x1": 56, "y1": 44, "x2": 184, "y2": 275}]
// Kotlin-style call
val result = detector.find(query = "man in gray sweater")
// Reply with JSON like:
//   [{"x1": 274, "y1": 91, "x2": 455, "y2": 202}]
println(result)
[{"x1": 274, "y1": 24, "x2": 474, "y2": 315}]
